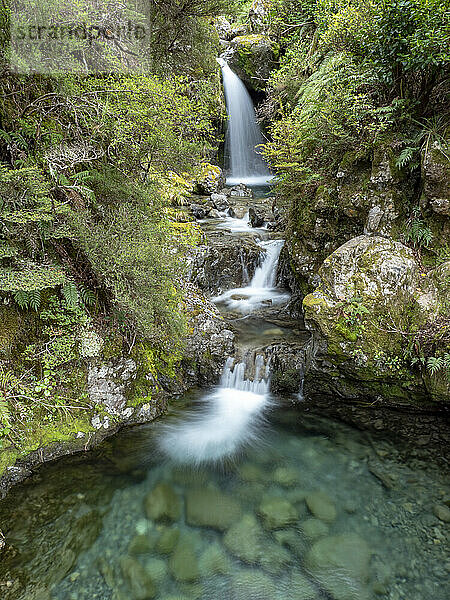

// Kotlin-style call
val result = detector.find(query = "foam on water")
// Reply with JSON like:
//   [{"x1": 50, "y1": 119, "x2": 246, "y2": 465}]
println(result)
[{"x1": 158, "y1": 355, "x2": 271, "y2": 464}]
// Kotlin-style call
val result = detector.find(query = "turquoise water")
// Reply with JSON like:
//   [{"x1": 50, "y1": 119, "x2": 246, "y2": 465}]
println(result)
[{"x1": 0, "y1": 405, "x2": 448, "y2": 600}]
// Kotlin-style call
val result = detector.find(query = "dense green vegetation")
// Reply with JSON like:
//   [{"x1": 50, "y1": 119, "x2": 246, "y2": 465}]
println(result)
[
  {"x1": 0, "y1": 0, "x2": 232, "y2": 453},
  {"x1": 262, "y1": 0, "x2": 449, "y2": 385},
  {"x1": 265, "y1": 0, "x2": 449, "y2": 190}
]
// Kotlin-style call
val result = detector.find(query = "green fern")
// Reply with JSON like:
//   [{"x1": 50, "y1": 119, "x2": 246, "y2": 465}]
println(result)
[
  {"x1": 61, "y1": 282, "x2": 79, "y2": 307},
  {"x1": 13, "y1": 290, "x2": 30, "y2": 309},
  {"x1": 79, "y1": 285, "x2": 96, "y2": 306},
  {"x1": 28, "y1": 289, "x2": 41, "y2": 311},
  {"x1": 427, "y1": 354, "x2": 450, "y2": 380}
]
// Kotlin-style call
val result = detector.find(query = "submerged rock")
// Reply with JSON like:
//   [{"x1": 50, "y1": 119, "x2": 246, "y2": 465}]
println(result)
[
  {"x1": 305, "y1": 492, "x2": 337, "y2": 523},
  {"x1": 223, "y1": 514, "x2": 263, "y2": 563},
  {"x1": 186, "y1": 487, "x2": 242, "y2": 531},
  {"x1": 145, "y1": 557, "x2": 168, "y2": 585},
  {"x1": 120, "y1": 556, "x2": 156, "y2": 600},
  {"x1": 199, "y1": 542, "x2": 231, "y2": 576},
  {"x1": 272, "y1": 466, "x2": 299, "y2": 487},
  {"x1": 301, "y1": 518, "x2": 329, "y2": 541},
  {"x1": 433, "y1": 504, "x2": 450, "y2": 522},
  {"x1": 169, "y1": 534, "x2": 200, "y2": 582},
  {"x1": 128, "y1": 533, "x2": 155, "y2": 556},
  {"x1": 306, "y1": 534, "x2": 371, "y2": 582},
  {"x1": 156, "y1": 527, "x2": 180, "y2": 555},
  {"x1": 231, "y1": 569, "x2": 277, "y2": 600},
  {"x1": 145, "y1": 483, "x2": 181, "y2": 523},
  {"x1": 290, "y1": 572, "x2": 318, "y2": 600},
  {"x1": 258, "y1": 497, "x2": 298, "y2": 529}
]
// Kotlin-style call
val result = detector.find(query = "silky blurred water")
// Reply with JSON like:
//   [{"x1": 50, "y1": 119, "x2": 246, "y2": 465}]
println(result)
[{"x1": 0, "y1": 406, "x2": 448, "y2": 600}]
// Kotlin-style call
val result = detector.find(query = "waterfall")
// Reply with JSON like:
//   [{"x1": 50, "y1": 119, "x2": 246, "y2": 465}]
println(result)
[
  {"x1": 251, "y1": 240, "x2": 283, "y2": 289},
  {"x1": 157, "y1": 354, "x2": 271, "y2": 464},
  {"x1": 218, "y1": 58, "x2": 272, "y2": 186},
  {"x1": 213, "y1": 239, "x2": 290, "y2": 313}
]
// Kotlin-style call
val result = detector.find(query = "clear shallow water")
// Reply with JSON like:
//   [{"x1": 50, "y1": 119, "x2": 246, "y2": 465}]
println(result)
[{"x1": 0, "y1": 407, "x2": 448, "y2": 600}]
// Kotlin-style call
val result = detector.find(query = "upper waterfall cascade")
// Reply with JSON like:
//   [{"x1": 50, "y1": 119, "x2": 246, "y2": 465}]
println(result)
[{"x1": 217, "y1": 58, "x2": 272, "y2": 186}]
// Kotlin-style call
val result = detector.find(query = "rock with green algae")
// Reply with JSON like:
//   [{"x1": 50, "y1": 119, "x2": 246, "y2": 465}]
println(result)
[
  {"x1": 223, "y1": 513, "x2": 263, "y2": 564},
  {"x1": 290, "y1": 572, "x2": 318, "y2": 600},
  {"x1": 305, "y1": 492, "x2": 337, "y2": 523},
  {"x1": 231, "y1": 569, "x2": 277, "y2": 600},
  {"x1": 302, "y1": 235, "x2": 450, "y2": 405},
  {"x1": 169, "y1": 534, "x2": 200, "y2": 583},
  {"x1": 145, "y1": 482, "x2": 181, "y2": 523},
  {"x1": 199, "y1": 542, "x2": 231, "y2": 576},
  {"x1": 128, "y1": 533, "x2": 156, "y2": 556},
  {"x1": 228, "y1": 34, "x2": 278, "y2": 91},
  {"x1": 258, "y1": 541, "x2": 292, "y2": 575},
  {"x1": 186, "y1": 487, "x2": 242, "y2": 531},
  {"x1": 301, "y1": 517, "x2": 329, "y2": 541},
  {"x1": 144, "y1": 557, "x2": 168, "y2": 585},
  {"x1": 272, "y1": 466, "x2": 299, "y2": 487},
  {"x1": 120, "y1": 556, "x2": 156, "y2": 600},
  {"x1": 274, "y1": 529, "x2": 307, "y2": 559},
  {"x1": 156, "y1": 527, "x2": 180, "y2": 554},
  {"x1": 258, "y1": 496, "x2": 298, "y2": 529},
  {"x1": 305, "y1": 534, "x2": 372, "y2": 583}
]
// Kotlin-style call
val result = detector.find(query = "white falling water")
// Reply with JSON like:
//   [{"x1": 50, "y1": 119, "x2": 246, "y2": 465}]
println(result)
[
  {"x1": 157, "y1": 354, "x2": 271, "y2": 464},
  {"x1": 213, "y1": 239, "x2": 290, "y2": 313},
  {"x1": 218, "y1": 58, "x2": 272, "y2": 186}
]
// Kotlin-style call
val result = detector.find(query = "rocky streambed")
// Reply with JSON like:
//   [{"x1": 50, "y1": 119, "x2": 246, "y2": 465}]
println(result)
[{"x1": 0, "y1": 408, "x2": 449, "y2": 600}]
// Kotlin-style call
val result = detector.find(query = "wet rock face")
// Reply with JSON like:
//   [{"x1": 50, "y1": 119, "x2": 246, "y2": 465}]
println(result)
[
  {"x1": 183, "y1": 283, "x2": 235, "y2": 385},
  {"x1": 302, "y1": 235, "x2": 450, "y2": 405},
  {"x1": 226, "y1": 35, "x2": 277, "y2": 91},
  {"x1": 248, "y1": 206, "x2": 264, "y2": 227},
  {"x1": 87, "y1": 358, "x2": 137, "y2": 417},
  {"x1": 190, "y1": 237, "x2": 263, "y2": 295},
  {"x1": 286, "y1": 141, "x2": 416, "y2": 292}
]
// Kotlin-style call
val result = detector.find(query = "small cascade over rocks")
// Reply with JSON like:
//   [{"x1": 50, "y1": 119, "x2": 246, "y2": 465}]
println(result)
[
  {"x1": 217, "y1": 58, "x2": 272, "y2": 186},
  {"x1": 213, "y1": 239, "x2": 290, "y2": 313},
  {"x1": 157, "y1": 353, "x2": 271, "y2": 464}
]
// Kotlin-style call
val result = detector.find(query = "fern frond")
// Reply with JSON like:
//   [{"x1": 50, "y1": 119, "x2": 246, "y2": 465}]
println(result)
[
  {"x1": 13, "y1": 290, "x2": 29, "y2": 309},
  {"x1": 61, "y1": 282, "x2": 79, "y2": 307},
  {"x1": 79, "y1": 285, "x2": 96, "y2": 306}
]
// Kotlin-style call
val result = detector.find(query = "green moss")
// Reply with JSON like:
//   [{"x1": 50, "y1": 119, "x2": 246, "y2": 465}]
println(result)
[
  {"x1": 0, "y1": 408, "x2": 95, "y2": 477},
  {"x1": 335, "y1": 320, "x2": 358, "y2": 342}
]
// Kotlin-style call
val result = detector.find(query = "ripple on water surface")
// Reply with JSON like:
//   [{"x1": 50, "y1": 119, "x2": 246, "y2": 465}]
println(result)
[{"x1": 0, "y1": 410, "x2": 448, "y2": 600}]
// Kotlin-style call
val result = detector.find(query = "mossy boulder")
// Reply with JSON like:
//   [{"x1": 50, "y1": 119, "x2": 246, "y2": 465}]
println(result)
[
  {"x1": 193, "y1": 163, "x2": 224, "y2": 195},
  {"x1": 302, "y1": 235, "x2": 450, "y2": 406},
  {"x1": 228, "y1": 35, "x2": 278, "y2": 91}
]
